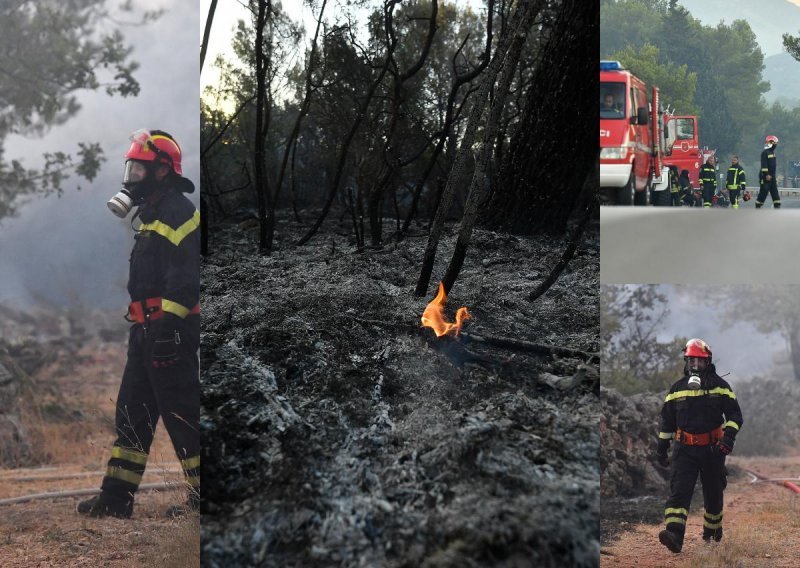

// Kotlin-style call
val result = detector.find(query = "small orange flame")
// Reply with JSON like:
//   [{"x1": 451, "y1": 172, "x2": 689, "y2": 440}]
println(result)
[{"x1": 421, "y1": 281, "x2": 471, "y2": 337}]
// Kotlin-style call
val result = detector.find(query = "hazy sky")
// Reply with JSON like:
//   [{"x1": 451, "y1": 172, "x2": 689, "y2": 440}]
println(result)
[{"x1": 0, "y1": 0, "x2": 199, "y2": 310}]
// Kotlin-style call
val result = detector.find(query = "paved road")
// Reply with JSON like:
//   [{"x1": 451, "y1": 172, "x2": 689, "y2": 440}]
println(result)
[{"x1": 600, "y1": 208, "x2": 800, "y2": 283}]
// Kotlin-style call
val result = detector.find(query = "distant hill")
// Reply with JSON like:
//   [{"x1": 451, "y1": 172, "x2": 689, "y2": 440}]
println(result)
[
  {"x1": 679, "y1": 0, "x2": 800, "y2": 105},
  {"x1": 679, "y1": 0, "x2": 800, "y2": 56},
  {"x1": 764, "y1": 52, "x2": 800, "y2": 106}
]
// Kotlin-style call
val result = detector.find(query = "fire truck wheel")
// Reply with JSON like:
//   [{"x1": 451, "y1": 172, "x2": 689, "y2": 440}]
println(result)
[
  {"x1": 634, "y1": 185, "x2": 650, "y2": 206},
  {"x1": 653, "y1": 189, "x2": 671, "y2": 206},
  {"x1": 618, "y1": 172, "x2": 635, "y2": 206}
]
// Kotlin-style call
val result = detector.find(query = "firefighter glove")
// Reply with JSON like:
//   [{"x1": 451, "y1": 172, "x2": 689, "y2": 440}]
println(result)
[
  {"x1": 151, "y1": 314, "x2": 181, "y2": 368},
  {"x1": 716, "y1": 434, "x2": 735, "y2": 456},
  {"x1": 656, "y1": 440, "x2": 670, "y2": 468}
]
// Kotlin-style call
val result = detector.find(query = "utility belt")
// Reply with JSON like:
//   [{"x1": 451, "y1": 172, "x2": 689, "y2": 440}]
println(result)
[
  {"x1": 675, "y1": 426, "x2": 723, "y2": 446},
  {"x1": 126, "y1": 297, "x2": 200, "y2": 325}
]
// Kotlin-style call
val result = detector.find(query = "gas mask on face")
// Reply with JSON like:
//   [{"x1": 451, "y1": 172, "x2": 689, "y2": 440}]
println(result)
[
  {"x1": 686, "y1": 356, "x2": 709, "y2": 390},
  {"x1": 107, "y1": 160, "x2": 155, "y2": 218}
]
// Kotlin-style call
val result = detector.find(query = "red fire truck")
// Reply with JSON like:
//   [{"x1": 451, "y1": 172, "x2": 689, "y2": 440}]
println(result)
[
  {"x1": 662, "y1": 113, "x2": 715, "y2": 188},
  {"x1": 600, "y1": 60, "x2": 662, "y2": 205},
  {"x1": 600, "y1": 61, "x2": 713, "y2": 206}
]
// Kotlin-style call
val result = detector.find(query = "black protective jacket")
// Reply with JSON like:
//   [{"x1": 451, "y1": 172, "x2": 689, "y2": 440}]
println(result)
[
  {"x1": 128, "y1": 187, "x2": 200, "y2": 318},
  {"x1": 726, "y1": 163, "x2": 746, "y2": 190},
  {"x1": 761, "y1": 146, "x2": 776, "y2": 180},
  {"x1": 658, "y1": 365, "x2": 743, "y2": 442},
  {"x1": 699, "y1": 163, "x2": 717, "y2": 190}
]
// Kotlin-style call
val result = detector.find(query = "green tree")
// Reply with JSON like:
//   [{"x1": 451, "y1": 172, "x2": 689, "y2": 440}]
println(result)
[
  {"x1": 784, "y1": 30, "x2": 800, "y2": 61},
  {"x1": 715, "y1": 285, "x2": 800, "y2": 382},
  {"x1": 610, "y1": 43, "x2": 698, "y2": 114},
  {"x1": 0, "y1": 0, "x2": 153, "y2": 222},
  {"x1": 601, "y1": 285, "x2": 686, "y2": 395}
]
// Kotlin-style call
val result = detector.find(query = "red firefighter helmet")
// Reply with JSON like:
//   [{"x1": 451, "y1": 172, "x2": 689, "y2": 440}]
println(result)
[
  {"x1": 743, "y1": 190, "x2": 751, "y2": 202},
  {"x1": 124, "y1": 129, "x2": 183, "y2": 175},
  {"x1": 765, "y1": 135, "x2": 779, "y2": 146},
  {"x1": 684, "y1": 338, "x2": 712, "y2": 361}
]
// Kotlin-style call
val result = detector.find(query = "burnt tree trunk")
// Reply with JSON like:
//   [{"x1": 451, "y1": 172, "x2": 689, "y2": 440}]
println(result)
[
  {"x1": 441, "y1": 7, "x2": 536, "y2": 294},
  {"x1": 415, "y1": 0, "x2": 541, "y2": 297},
  {"x1": 264, "y1": 0, "x2": 327, "y2": 253},
  {"x1": 201, "y1": 0, "x2": 218, "y2": 71},
  {"x1": 297, "y1": 1, "x2": 402, "y2": 246},
  {"x1": 253, "y1": 0, "x2": 272, "y2": 254},
  {"x1": 483, "y1": 0, "x2": 598, "y2": 236}
]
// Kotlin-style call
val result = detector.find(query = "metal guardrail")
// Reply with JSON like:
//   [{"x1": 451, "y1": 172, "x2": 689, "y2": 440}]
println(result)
[{"x1": 742, "y1": 186, "x2": 800, "y2": 196}]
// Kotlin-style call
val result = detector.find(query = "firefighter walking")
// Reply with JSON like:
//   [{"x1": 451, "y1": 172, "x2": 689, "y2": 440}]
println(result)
[
  {"x1": 756, "y1": 135, "x2": 780, "y2": 208},
  {"x1": 699, "y1": 156, "x2": 717, "y2": 208},
  {"x1": 726, "y1": 156, "x2": 746, "y2": 209},
  {"x1": 78, "y1": 129, "x2": 200, "y2": 518},
  {"x1": 668, "y1": 165, "x2": 681, "y2": 206},
  {"x1": 656, "y1": 339, "x2": 743, "y2": 554}
]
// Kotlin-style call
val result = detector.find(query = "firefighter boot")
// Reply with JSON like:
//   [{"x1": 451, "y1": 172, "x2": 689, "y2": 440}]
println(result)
[
  {"x1": 659, "y1": 529, "x2": 683, "y2": 553},
  {"x1": 703, "y1": 526, "x2": 723, "y2": 542},
  {"x1": 77, "y1": 492, "x2": 133, "y2": 519}
]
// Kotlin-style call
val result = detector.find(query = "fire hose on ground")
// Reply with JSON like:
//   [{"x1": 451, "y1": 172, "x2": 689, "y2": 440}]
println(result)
[
  {"x1": 744, "y1": 468, "x2": 800, "y2": 494},
  {"x1": 0, "y1": 481, "x2": 186, "y2": 507}
]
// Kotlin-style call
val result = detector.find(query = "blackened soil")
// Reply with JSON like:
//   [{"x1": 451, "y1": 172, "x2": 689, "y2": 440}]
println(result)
[{"x1": 201, "y1": 215, "x2": 600, "y2": 567}]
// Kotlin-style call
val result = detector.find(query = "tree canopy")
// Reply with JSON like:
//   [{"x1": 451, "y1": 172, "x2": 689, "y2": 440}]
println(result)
[{"x1": 0, "y1": 0, "x2": 151, "y2": 221}]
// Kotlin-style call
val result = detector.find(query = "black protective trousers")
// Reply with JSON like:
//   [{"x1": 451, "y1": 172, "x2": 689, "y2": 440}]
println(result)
[
  {"x1": 663, "y1": 443, "x2": 726, "y2": 544},
  {"x1": 101, "y1": 316, "x2": 200, "y2": 499},
  {"x1": 756, "y1": 179, "x2": 781, "y2": 208}
]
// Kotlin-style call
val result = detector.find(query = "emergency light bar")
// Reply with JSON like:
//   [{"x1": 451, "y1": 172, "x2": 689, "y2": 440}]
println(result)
[{"x1": 600, "y1": 60, "x2": 623, "y2": 71}]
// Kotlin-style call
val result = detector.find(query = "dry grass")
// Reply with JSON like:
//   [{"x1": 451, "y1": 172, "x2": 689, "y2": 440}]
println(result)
[
  {"x1": 684, "y1": 501, "x2": 799, "y2": 568},
  {"x1": 138, "y1": 514, "x2": 200, "y2": 567}
]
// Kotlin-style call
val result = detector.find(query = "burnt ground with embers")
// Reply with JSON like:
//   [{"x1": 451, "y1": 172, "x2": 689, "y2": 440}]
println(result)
[{"x1": 201, "y1": 215, "x2": 600, "y2": 567}]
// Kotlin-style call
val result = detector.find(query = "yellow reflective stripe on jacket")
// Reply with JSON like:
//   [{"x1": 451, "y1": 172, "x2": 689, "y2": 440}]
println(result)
[
  {"x1": 162, "y1": 299, "x2": 191, "y2": 318},
  {"x1": 665, "y1": 516, "x2": 686, "y2": 525},
  {"x1": 724, "y1": 420, "x2": 740, "y2": 431},
  {"x1": 658, "y1": 431, "x2": 674, "y2": 440},
  {"x1": 665, "y1": 387, "x2": 736, "y2": 403},
  {"x1": 186, "y1": 475, "x2": 200, "y2": 487},
  {"x1": 111, "y1": 446, "x2": 148, "y2": 466},
  {"x1": 704, "y1": 520, "x2": 722, "y2": 529},
  {"x1": 106, "y1": 466, "x2": 143, "y2": 486},
  {"x1": 139, "y1": 210, "x2": 200, "y2": 246},
  {"x1": 181, "y1": 456, "x2": 200, "y2": 470},
  {"x1": 665, "y1": 507, "x2": 688, "y2": 517},
  {"x1": 704, "y1": 511, "x2": 723, "y2": 520}
]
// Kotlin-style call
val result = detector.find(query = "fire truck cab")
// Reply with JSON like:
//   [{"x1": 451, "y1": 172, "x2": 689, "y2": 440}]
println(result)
[
  {"x1": 600, "y1": 61, "x2": 660, "y2": 205},
  {"x1": 663, "y1": 115, "x2": 703, "y2": 188}
]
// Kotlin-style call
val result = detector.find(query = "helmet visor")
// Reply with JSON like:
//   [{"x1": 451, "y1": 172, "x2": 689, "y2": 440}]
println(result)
[
  {"x1": 123, "y1": 160, "x2": 148, "y2": 185},
  {"x1": 687, "y1": 356, "x2": 708, "y2": 371}
]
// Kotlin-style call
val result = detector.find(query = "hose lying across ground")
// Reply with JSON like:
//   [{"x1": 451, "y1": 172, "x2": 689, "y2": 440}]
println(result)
[
  {"x1": 0, "y1": 481, "x2": 186, "y2": 506},
  {"x1": 745, "y1": 468, "x2": 800, "y2": 495}
]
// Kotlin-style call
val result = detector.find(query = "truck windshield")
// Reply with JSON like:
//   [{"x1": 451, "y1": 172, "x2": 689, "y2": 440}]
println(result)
[
  {"x1": 600, "y1": 82, "x2": 626, "y2": 119},
  {"x1": 665, "y1": 117, "x2": 695, "y2": 155}
]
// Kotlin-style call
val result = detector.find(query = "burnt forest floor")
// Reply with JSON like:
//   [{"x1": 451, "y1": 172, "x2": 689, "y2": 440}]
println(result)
[{"x1": 201, "y1": 213, "x2": 600, "y2": 567}]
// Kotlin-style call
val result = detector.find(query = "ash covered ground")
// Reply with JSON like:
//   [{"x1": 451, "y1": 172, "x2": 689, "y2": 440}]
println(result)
[{"x1": 201, "y1": 215, "x2": 600, "y2": 567}]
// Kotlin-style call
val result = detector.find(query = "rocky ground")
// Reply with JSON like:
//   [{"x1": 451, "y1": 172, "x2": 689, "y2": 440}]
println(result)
[{"x1": 201, "y1": 214, "x2": 600, "y2": 567}]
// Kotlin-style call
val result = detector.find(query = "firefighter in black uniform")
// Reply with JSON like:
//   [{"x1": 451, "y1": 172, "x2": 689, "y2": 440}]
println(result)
[
  {"x1": 726, "y1": 156, "x2": 746, "y2": 210},
  {"x1": 679, "y1": 169, "x2": 694, "y2": 207},
  {"x1": 78, "y1": 129, "x2": 200, "y2": 518},
  {"x1": 756, "y1": 135, "x2": 780, "y2": 208},
  {"x1": 656, "y1": 338, "x2": 743, "y2": 554},
  {"x1": 668, "y1": 165, "x2": 681, "y2": 206},
  {"x1": 699, "y1": 156, "x2": 717, "y2": 208}
]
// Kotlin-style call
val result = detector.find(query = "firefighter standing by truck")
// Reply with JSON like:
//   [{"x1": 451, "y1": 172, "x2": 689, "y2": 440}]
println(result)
[
  {"x1": 726, "y1": 156, "x2": 746, "y2": 209},
  {"x1": 699, "y1": 156, "x2": 717, "y2": 208},
  {"x1": 668, "y1": 165, "x2": 682, "y2": 206},
  {"x1": 656, "y1": 339, "x2": 743, "y2": 554},
  {"x1": 756, "y1": 135, "x2": 780, "y2": 208},
  {"x1": 77, "y1": 129, "x2": 200, "y2": 518}
]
